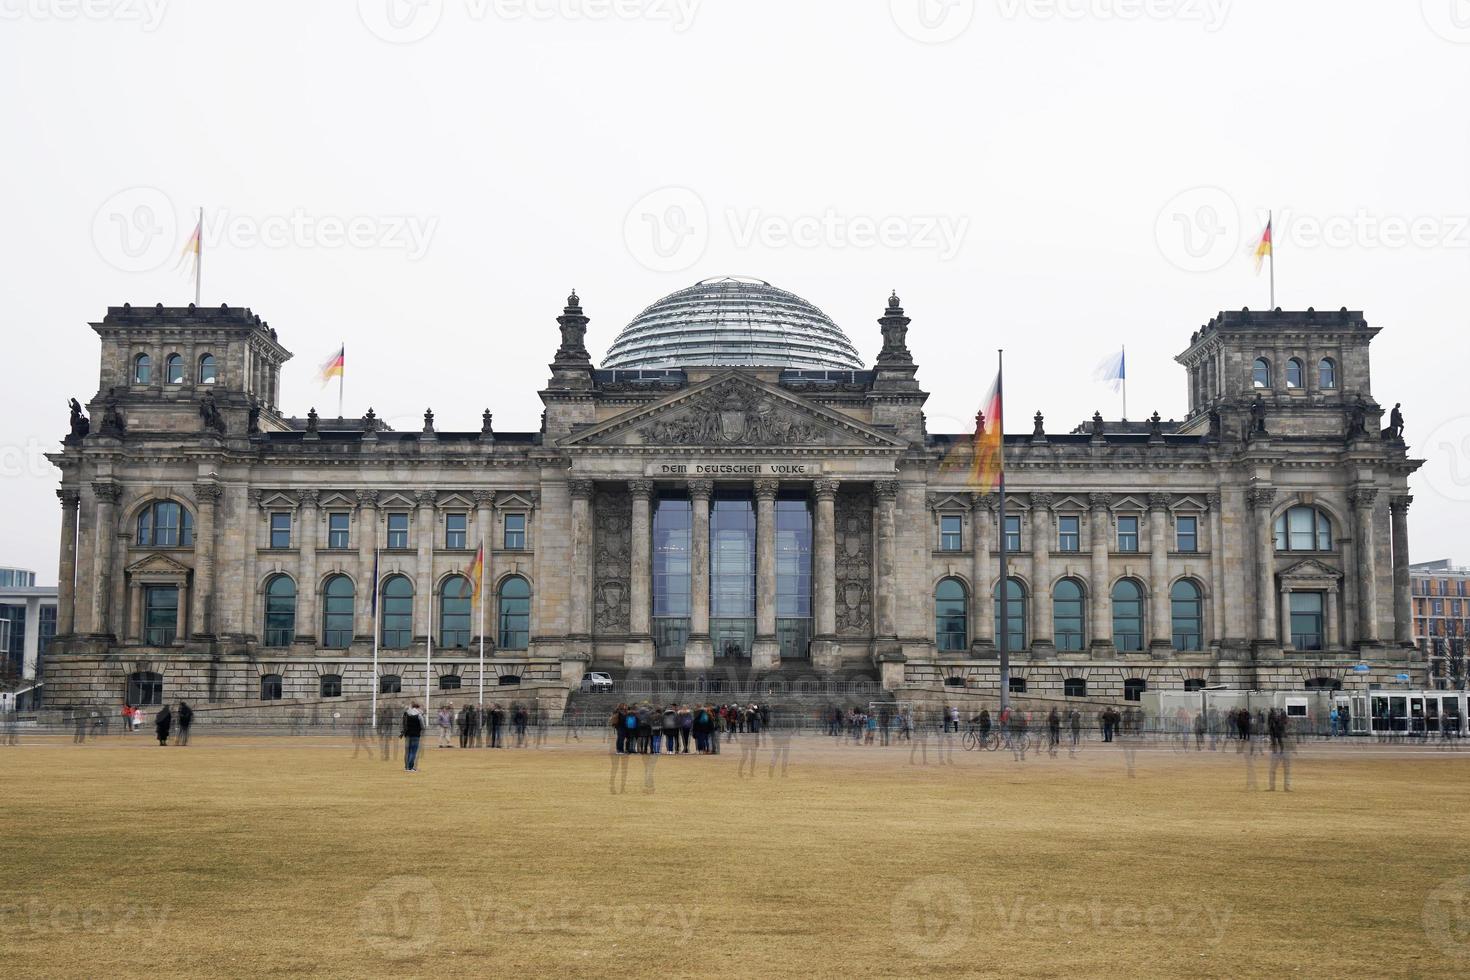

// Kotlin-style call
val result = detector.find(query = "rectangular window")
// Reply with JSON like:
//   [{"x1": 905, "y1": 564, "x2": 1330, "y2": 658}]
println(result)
[
  {"x1": 144, "y1": 585, "x2": 179, "y2": 646},
  {"x1": 327, "y1": 512, "x2": 350, "y2": 550},
  {"x1": 387, "y1": 513, "x2": 409, "y2": 549},
  {"x1": 939, "y1": 515, "x2": 962, "y2": 552},
  {"x1": 1117, "y1": 516, "x2": 1139, "y2": 552},
  {"x1": 1290, "y1": 592, "x2": 1325, "y2": 651},
  {"x1": 1003, "y1": 515, "x2": 1021, "y2": 553},
  {"x1": 269, "y1": 512, "x2": 291, "y2": 549},
  {"x1": 504, "y1": 514, "x2": 526, "y2": 550},
  {"x1": 1058, "y1": 516, "x2": 1080, "y2": 552},
  {"x1": 445, "y1": 513, "x2": 467, "y2": 550},
  {"x1": 1176, "y1": 516, "x2": 1198, "y2": 553}
]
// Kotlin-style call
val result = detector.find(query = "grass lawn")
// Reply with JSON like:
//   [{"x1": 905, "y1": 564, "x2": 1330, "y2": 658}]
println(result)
[{"x1": 2, "y1": 731, "x2": 1467, "y2": 978}]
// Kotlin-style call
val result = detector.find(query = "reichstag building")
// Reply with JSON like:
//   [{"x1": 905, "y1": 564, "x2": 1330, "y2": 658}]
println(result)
[{"x1": 46, "y1": 276, "x2": 1425, "y2": 712}]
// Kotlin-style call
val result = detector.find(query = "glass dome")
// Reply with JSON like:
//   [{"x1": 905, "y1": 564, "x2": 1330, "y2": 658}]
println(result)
[{"x1": 602, "y1": 277, "x2": 864, "y2": 371}]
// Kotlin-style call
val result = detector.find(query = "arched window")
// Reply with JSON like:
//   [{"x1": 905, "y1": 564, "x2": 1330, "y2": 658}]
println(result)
[
  {"x1": 126, "y1": 670, "x2": 163, "y2": 706},
  {"x1": 321, "y1": 575, "x2": 354, "y2": 649},
  {"x1": 380, "y1": 575, "x2": 414, "y2": 649},
  {"x1": 994, "y1": 578, "x2": 1027, "y2": 651},
  {"x1": 1183, "y1": 678, "x2": 1206, "y2": 692},
  {"x1": 1286, "y1": 357, "x2": 1304, "y2": 389},
  {"x1": 379, "y1": 673, "x2": 402, "y2": 694},
  {"x1": 438, "y1": 674, "x2": 462, "y2": 691},
  {"x1": 136, "y1": 500, "x2": 194, "y2": 548},
  {"x1": 1318, "y1": 358, "x2": 1337, "y2": 389},
  {"x1": 1273, "y1": 506, "x2": 1333, "y2": 552},
  {"x1": 260, "y1": 673, "x2": 283, "y2": 701},
  {"x1": 263, "y1": 575, "x2": 296, "y2": 647},
  {"x1": 1053, "y1": 578, "x2": 1085, "y2": 651},
  {"x1": 1111, "y1": 579, "x2": 1144, "y2": 652},
  {"x1": 1064, "y1": 677, "x2": 1087, "y2": 697},
  {"x1": 165, "y1": 353, "x2": 184, "y2": 384},
  {"x1": 198, "y1": 353, "x2": 217, "y2": 384},
  {"x1": 1170, "y1": 579, "x2": 1203, "y2": 651},
  {"x1": 1305, "y1": 677, "x2": 1342, "y2": 691},
  {"x1": 1252, "y1": 357, "x2": 1271, "y2": 388},
  {"x1": 1124, "y1": 678, "x2": 1147, "y2": 702},
  {"x1": 439, "y1": 575, "x2": 472, "y2": 649},
  {"x1": 498, "y1": 576, "x2": 531, "y2": 650},
  {"x1": 934, "y1": 578, "x2": 968, "y2": 652},
  {"x1": 320, "y1": 674, "x2": 342, "y2": 698},
  {"x1": 133, "y1": 353, "x2": 151, "y2": 384},
  {"x1": 1008, "y1": 676, "x2": 1027, "y2": 694}
]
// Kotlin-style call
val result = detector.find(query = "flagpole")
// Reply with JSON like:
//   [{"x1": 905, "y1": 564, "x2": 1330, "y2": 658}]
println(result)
[
  {"x1": 1268, "y1": 210, "x2": 1276, "y2": 309},
  {"x1": 425, "y1": 586, "x2": 434, "y2": 714},
  {"x1": 996, "y1": 349, "x2": 1010, "y2": 714},
  {"x1": 477, "y1": 537, "x2": 486, "y2": 708},
  {"x1": 1120, "y1": 345, "x2": 1127, "y2": 421},
  {"x1": 371, "y1": 547, "x2": 380, "y2": 729},
  {"x1": 194, "y1": 206, "x2": 202, "y2": 306},
  {"x1": 338, "y1": 342, "x2": 344, "y2": 419}
]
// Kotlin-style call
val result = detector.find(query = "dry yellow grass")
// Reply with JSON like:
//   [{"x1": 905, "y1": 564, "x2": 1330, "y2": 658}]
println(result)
[{"x1": 1, "y1": 731, "x2": 1467, "y2": 978}]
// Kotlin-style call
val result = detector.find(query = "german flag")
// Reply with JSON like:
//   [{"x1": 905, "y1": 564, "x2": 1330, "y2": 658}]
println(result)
[
  {"x1": 467, "y1": 542, "x2": 485, "y2": 603},
  {"x1": 1253, "y1": 217, "x2": 1273, "y2": 273},
  {"x1": 318, "y1": 345, "x2": 344, "y2": 385},
  {"x1": 941, "y1": 371, "x2": 1004, "y2": 492}
]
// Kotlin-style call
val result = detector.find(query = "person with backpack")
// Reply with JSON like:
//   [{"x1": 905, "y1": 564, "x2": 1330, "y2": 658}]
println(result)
[
  {"x1": 678, "y1": 704, "x2": 693, "y2": 753},
  {"x1": 400, "y1": 702, "x2": 425, "y2": 772},
  {"x1": 177, "y1": 701, "x2": 194, "y2": 746}
]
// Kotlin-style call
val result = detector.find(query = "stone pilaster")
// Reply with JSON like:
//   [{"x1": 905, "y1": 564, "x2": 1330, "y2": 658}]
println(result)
[
  {"x1": 90, "y1": 481, "x2": 121, "y2": 638},
  {"x1": 355, "y1": 489, "x2": 379, "y2": 640},
  {"x1": 473, "y1": 490, "x2": 495, "y2": 646},
  {"x1": 1390, "y1": 494, "x2": 1413, "y2": 646},
  {"x1": 685, "y1": 479, "x2": 713, "y2": 669},
  {"x1": 1248, "y1": 487, "x2": 1278, "y2": 649},
  {"x1": 56, "y1": 488, "x2": 80, "y2": 636},
  {"x1": 1088, "y1": 493, "x2": 1113, "y2": 654},
  {"x1": 413, "y1": 489, "x2": 434, "y2": 645},
  {"x1": 1351, "y1": 487, "x2": 1380, "y2": 645},
  {"x1": 1147, "y1": 493, "x2": 1171, "y2": 654},
  {"x1": 1207, "y1": 492, "x2": 1225, "y2": 647},
  {"x1": 811, "y1": 480, "x2": 839, "y2": 668},
  {"x1": 297, "y1": 489, "x2": 320, "y2": 646},
  {"x1": 191, "y1": 482, "x2": 222, "y2": 638},
  {"x1": 873, "y1": 481, "x2": 900, "y2": 644},
  {"x1": 1029, "y1": 493, "x2": 1055, "y2": 656},
  {"x1": 627, "y1": 480, "x2": 654, "y2": 668},
  {"x1": 972, "y1": 493, "x2": 995, "y2": 651},
  {"x1": 568, "y1": 479, "x2": 594, "y2": 645}
]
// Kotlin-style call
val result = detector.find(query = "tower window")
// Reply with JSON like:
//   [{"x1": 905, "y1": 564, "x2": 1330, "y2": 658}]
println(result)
[
  {"x1": 1252, "y1": 358, "x2": 1271, "y2": 388},
  {"x1": 1318, "y1": 358, "x2": 1337, "y2": 389},
  {"x1": 198, "y1": 354, "x2": 217, "y2": 385},
  {"x1": 133, "y1": 353, "x2": 152, "y2": 384},
  {"x1": 1286, "y1": 358, "x2": 1304, "y2": 389},
  {"x1": 165, "y1": 354, "x2": 184, "y2": 384}
]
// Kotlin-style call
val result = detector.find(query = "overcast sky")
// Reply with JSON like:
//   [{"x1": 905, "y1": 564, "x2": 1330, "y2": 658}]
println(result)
[{"x1": 2, "y1": 0, "x2": 1468, "y2": 584}]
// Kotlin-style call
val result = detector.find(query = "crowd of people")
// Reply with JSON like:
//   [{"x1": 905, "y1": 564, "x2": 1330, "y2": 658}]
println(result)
[{"x1": 608, "y1": 702, "x2": 772, "y2": 754}]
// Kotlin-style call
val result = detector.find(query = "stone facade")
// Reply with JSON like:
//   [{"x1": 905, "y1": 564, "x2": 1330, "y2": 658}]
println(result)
[{"x1": 44, "y1": 294, "x2": 1426, "y2": 715}]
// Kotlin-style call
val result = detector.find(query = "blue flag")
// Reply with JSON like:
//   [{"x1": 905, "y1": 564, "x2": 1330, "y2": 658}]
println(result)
[{"x1": 1092, "y1": 348, "x2": 1125, "y2": 393}]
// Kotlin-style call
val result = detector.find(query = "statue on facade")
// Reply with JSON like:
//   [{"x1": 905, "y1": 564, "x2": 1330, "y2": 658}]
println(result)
[
  {"x1": 1348, "y1": 396, "x2": 1368, "y2": 438},
  {"x1": 1250, "y1": 394, "x2": 1268, "y2": 435},
  {"x1": 1148, "y1": 411, "x2": 1163, "y2": 438},
  {"x1": 305, "y1": 407, "x2": 319, "y2": 433},
  {"x1": 423, "y1": 408, "x2": 435, "y2": 433},
  {"x1": 1384, "y1": 402, "x2": 1405, "y2": 441},
  {"x1": 1091, "y1": 411, "x2": 1105, "y2": 437},
  {"x1": 67, "y1": 398, "x2": 89, "y2": 441},
  {"x1": 247, "y1": 397, "x2": 261, "y2": 434},
  {"x1": 99, "y1": 392, "x2": 125, "y2": 437},
  {"x1": 363, "y1": 407, "x2": 377, "y2": 431},
  {"x1": 1207, "y1": 407, "x2": 1222, "y2": 439},
  {"x1": 199, "y1": 391, "x2": 226, "y2": 434},
  {"x1": 973, "y1": 409, "x2": 987, "y2": 436},
  {"x1": 482, "y1": 409, "x2": 494, "y2": 436}
]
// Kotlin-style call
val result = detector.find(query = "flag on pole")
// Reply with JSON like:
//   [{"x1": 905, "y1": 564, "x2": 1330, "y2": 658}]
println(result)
[
  {"x1": 176, "y1": 214, "x2": 201, "y2": 278},
  {"x1": 318, "y1": 345, "x2": 345, "y2": 385},
  {"x1": 940, "y1": 372, "x2": 1003, "y2": 491},
  {"x1": 1253, "y1": 217, "x2": 1273, "y2": 273},
  {"x1": 1092, "y1": 348, "x2": 1126, "y2": 394},
  {"x1": 467, "y1": 542, "x2": 485, "y2": 603}
]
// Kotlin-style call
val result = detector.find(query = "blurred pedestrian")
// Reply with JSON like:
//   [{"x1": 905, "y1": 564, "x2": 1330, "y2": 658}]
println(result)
[
  {"x1": 154, "y1": 704, "x2": 173, "y2": 746},
  {"x1": 401, "y1": 702, "x2": 425, "y2": 772},
  {"x1": 177, "y1": 701, "x2": 194, "y2": 746}
]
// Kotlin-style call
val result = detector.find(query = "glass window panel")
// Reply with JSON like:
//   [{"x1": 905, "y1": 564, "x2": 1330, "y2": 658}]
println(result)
[
  {"x1": 328, "y1": 513, "x2": 350, "y2": 549},
  {"x1": 380, "y1": 576, "x2": 413, "y2": 649},
  {"x1": 775, "y1": 497, "x2": 812, "y2": 657},
  {"x1": 498, "y1": 576, "x2": 530, "y2": 650},
  {"x1": 994, "y1": 578, "x2": 1026, "y2": 650},
  {"x1": 1252, "y1": 358, "x2": 1271, "y2": 388},
  {"x1": 165, "y1": 354, "x2": 183, "y2": 384},
  {"x1": 1058, "y1": 516, "x2": 1080, "y2": 552},
  {"x1": 1318, "y1": 358, "x2": 1336, "y2": 389},
  {"x1": 504, "y1": 514, "x2": 526, "y2": 550},
  {"x1": 144, "y1": 586, "x2": 178, "y2": 646},
  {"x1": 1003, "y1": 516, "x2": 1021, "y2": 553},
  {"x1": 387, "y1": 513, "x2": 409, "y2": 549},
  {"x1": 322, "y1": 575, "x2": 354, "y2": 649},
  {"x1": 1117, "y1": 516, "x2": 1139, "y2": 552},
  {"x1": 270, "y1": 512, "x2": 292, "y2": 549},
  {"x1": 939, "y1": 515, "x2": 962, "y2": 552},
  {"x1": 134, "y1": 354, "x2": 151, "y2": 384},
  {"x1": 935, "y1": 578, "x2": 967, "y2": 651},
  {"x1": 440, "y1": 575, "x2": 472, "y2": 648},
  {"x1": 1170, "y1": 579, "x2": 1202, "y2": 651},
  {"x1": 1053, "y1": 578, "x2": 1085, "y2": 651},
  {"x1": 198, "y1": 354, "x2": 217, "y2": 384},
  {"x1": 1290, "y1": 591, "x2": 1325, "y2": 651},
  {"x1": 1111, "y1": 579, "x2": 1144, "y2": 652},
  {"x1": 1286, "y1": 358, "x2": 1304, "y2": 388},
  {"x1": 445, "y1": 513, "x2": 467, "y2": 550},
  {"x1": 264, "y1": 575, "x2": 296, "y2": 647},
  {"x1": 1176, "y1": 516, "x2": 1197, "y2": 553}
]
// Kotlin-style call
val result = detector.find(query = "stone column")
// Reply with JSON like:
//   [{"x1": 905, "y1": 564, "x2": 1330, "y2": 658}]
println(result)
[
  {"x1": 569, "y1": 480, "x2": 594, "y2": 644},
  {"x1": 175, "y1": 581, "x2": 190, "y2": 645},
  {"x1": 413, "y1": 490, "x2": 435, "y2": 644},
  {"x1": 355, "y1": 490, "x2": 379, "y2": 640},
  {"x1": 811, "y1": 480, "x2": 839, "y2": 669},
  {"x1": 751, "y1": 480, "x2": 781, "y2": 669},
  {"x1": 128, "y1": 582, "x2": 144, "y2": 643},
  {"x1": 1088, "y1": 493, "x2": 1113, "y2": 654},
  {"x1": 1147, "y1": 493, "x2": 1172, "y2": 654},
  {"x1": 191, "y1": 482, "x2": 221, "y2": 638},
  {"x1": 627, "y1": 480, "x2": 654, "y2": 667},
  {"x1": 874, "y1": 481, "x2": 900, "y2": 643},
  {"x1": 1029, "y1": 493, "x2": 1055, "y2": 656},
  {"x1": 473, "y1": 490, "x2": 495, "y2": 646},
  {"x1": 1207, "y1": 492, "x2": 1224, "y2": 647},
  {"x1": 971, "y1": 493, "x2": 995, "y2": 651},
  {"x1": 56, "y1": 488, "x2": 80, "y2": 636},
  {"x1": 297, "y1": 490, "x2": 320, "y2": 646},
  {"x1": 1390, "y1": 495, "x2": 1413, "y2": 646},
  {"x1": 91, "y1": 482, "x2": 121, "y2": 638},
  {"x1": 685, "y1": 480, "x2": 714, "y2": 669},
  {"x1": 1326, "y1": 588, "x2": 1341, "y2": 649},
  {"x1": 1352, "y1": 487, "x2": 1380, "y2": 644},
  {"x1": 243, "y1": 488, "x2": 261, "y2": 641},
  {"x1": 1248, "y1": 488, "x2": 1278, "y2": 647}
]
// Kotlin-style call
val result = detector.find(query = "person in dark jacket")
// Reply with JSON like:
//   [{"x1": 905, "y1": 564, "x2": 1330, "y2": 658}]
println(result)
[
  {"x1": 401, "y1": 703, "x2": 425, "y2": 772},
  {"x1": 489, "y1": 703, "x2": 505, "y2": 748},
  {"x1": 154, "y1": 705, "x2": 173, "y2": 746},
  {"x1": 177, "y1": 702, "x2": 194, "y2": 746}
]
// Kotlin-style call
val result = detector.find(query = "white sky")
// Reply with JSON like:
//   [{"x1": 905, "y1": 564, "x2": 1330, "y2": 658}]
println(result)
[{"x1": 2, "y1": 0, "x2": 1468, "y2": 584}]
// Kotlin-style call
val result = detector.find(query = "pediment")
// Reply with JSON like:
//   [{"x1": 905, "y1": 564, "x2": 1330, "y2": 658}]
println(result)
[
  {"x1": 561, "y1": 373, "x2": 906, "y2": 451},
  {"x1": 1110, "y1": 494, "x2": 1148, "y2": 513},
  {"x1": 1170, "y1": 494, "x2": 1209, "y2": 513},
  {"x1": 257, "y1": 491, "x2": 297, "y2": 511},
  {"x1": 126, "y1": 553, "x2": 191, "y2": 576},
  {"x1": 496, "y1": 492, "x2": 537, "y2": 510},
  {"x1": 317, "y1": 491, "x2": 358, "y2": 510},
  {"x1": 1280, "y1": 558, "x2": 1343, "y2": 582},
  {"x1": 437, "y1": 492, "x2": 475, "y2": 510}
]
